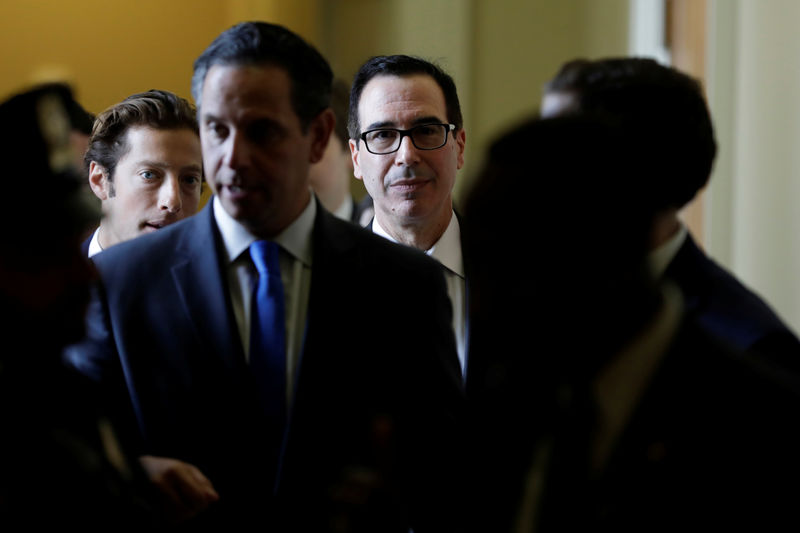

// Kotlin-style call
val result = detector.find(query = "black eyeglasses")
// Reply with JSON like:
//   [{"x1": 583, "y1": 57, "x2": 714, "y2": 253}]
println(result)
[{"x1": 359, "y1": 123, "x2": 456, "y2": 155}]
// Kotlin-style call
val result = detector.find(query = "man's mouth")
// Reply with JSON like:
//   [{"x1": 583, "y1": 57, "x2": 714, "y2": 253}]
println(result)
[
  {"x1": 222, "y1": 182, "x2": 260, "y2": 198},
  {"x1": 389, "y1": 178, "x2": 431, "y2": 192},
  {"x1": 143, "y1": 220, "x2": 169, "y2": 231}
]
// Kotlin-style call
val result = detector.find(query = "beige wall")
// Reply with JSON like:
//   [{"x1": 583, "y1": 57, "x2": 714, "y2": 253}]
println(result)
[
  {"x1": 0, "y1": 0, "x2": 327, "y2": 116},
  {"x1": 706, "y1": 0, "x2": 800, "y2": 334},
  {"x1": 469, "y1": 0, "x2": 629, "y2": 197},
  {"x1": 0, "y1": 0, "x2": 230, "y2": 115}
]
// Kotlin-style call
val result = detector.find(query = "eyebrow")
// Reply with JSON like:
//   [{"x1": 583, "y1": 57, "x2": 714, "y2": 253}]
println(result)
[
  {"x1": 364, "y1": 115, "x2": 446, "y2": 131},
  {"x1": 137, "y1": 160, "x2": 203, "y2": 173}
]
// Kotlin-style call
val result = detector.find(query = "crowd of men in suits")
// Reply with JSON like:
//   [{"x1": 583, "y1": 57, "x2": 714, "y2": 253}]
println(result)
[{"x1": 2, "y1": 20, "x2": 800, "y2": 532}]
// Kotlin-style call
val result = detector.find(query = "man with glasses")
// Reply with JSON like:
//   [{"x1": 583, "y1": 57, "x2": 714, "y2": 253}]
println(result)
[{"x1": 349, "y1": 55, "x2": 469, "y2": 376}]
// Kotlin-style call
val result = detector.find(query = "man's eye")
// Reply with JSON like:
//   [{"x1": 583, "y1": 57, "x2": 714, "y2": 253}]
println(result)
[
  {"x1": 367, "y1": 130, "x2": 398, "y2": 142},
  {"x1": 248, "y1": 121, "x2": 282, "y2": 143},
  {"x1": 183, "y1": 175, "x2": 201, "y2": 186},
  {"x1": 141, "y1": 170, "x2": 156, "y2": 180},
  {"x1": 207, "y1": 122, "x2": 228, "y2": 140}
]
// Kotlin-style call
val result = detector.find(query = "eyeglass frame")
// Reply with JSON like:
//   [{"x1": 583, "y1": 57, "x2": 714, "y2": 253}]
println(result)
[{"x1": 358, "y1": 123, "x2": 456, "y2": 155}]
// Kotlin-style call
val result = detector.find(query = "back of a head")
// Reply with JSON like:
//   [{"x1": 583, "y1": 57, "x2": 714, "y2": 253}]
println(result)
[
  {"x1": 0, "y1": 86, "x2": 98, "y2": 251},
  {"x1": 544, "y1": 57, "x2": 717, "y2": 210},
  {"x1": 192, "y1": 21, "x2": 332, "y2": 130},
  {"x1": 347, "y1": 54, "x2": 463, "y2": 140},
  {"x1": 85, "y1": 89, "x2": 197, "y2": 177}
]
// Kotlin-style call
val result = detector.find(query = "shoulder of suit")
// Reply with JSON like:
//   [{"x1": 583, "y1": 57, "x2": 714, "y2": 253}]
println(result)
[
  {"x1": 319, "y1": 210, "x2": 444, "y2": 276},
  {"x1": 92, "y1": 212, "x2": 202, "y2": 275}
]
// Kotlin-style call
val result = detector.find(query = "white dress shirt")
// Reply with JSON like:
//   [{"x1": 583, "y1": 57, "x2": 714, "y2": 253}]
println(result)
[
  {"x1": 213, "y1": 195, "x2": 315, "y2": 398},
  {"x1": 373, "y1": 211, "x2": 467, "y2": 376},
  {"x1": 87, "y1": 228, "x2": 103, "y2": 257}
]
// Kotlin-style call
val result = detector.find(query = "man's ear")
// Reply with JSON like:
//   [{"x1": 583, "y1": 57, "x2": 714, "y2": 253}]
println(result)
[
  {"x1": 349, "y1": 138, "x2": 363, "y2": 181},
  {"x1": 88, "y1": 161, "x2": 110, "y2": 201},
  {"x1": 309, "y1": 108, "x2": 335, "y2": 164},
  {"x1": 455, "y1": 128, "x2": 466, "y2": 170}
]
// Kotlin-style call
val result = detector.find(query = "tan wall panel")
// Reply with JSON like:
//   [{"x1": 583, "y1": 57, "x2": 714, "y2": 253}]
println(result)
[
  {"x1": 0, "y1": 0, "x2": 233, "y2": 115},
  {"x1": 667, "y1": 0, "x2": 708, "y2": 246}
]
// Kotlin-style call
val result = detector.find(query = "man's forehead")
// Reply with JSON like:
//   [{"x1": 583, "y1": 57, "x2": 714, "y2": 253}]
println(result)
[
  {"x1": 359, "y1": 74, "x2": 446, "y2": 120},
  {"x1": 199, "y1": 63, "x2": 298, "y2": 127},
  {"x1": 201, "y1": 64, "x2": 291, "y2": 104},
  {"x1": 124, "y1": 124, "x2": 200, "y2": 146}
]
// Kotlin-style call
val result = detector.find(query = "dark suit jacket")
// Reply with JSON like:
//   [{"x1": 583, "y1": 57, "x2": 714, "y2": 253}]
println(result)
[
  {"x1": 1, "y1": 353, "x2": 161, "y2": 529},
  {"x1": 665, "y1": 234, "x2": 800, "y2": 370},
  {"x1": 80, "y1": 231, "x2": 91, "y2": 257},
  {"x1": 539, "y1": 317, "x2": 800, "y2": 531},
  {"x1": 367, "y1": 211, "x2": 471, "y2": 378},
  {"x1": 466, "y1": 313, "x2": 800, "y2": 532},
  {"x1": 67, "y1": 200, "x2": 465, "y2": 532}
]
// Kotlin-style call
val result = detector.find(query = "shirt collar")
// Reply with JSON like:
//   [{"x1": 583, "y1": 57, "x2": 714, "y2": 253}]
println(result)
[
  {"x1": 648, "y1": 223, "x2": 687, "y2": 279},
  {"x1": 87, "y1": 227, "x2": 103, "y2": 258},
  {"x1": 213, "y1": 193, "x2": 316, "y2": 266},
  {"x1": 373, "y1": 210, "x2": 464, "y2": 278}
]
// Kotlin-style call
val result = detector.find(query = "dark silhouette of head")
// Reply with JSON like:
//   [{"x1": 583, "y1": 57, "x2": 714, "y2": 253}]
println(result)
[
  {"x1": 543, "y1": 57, "x2": 717, "y2": 210},
  {"x1": 464, "y1": 115, "x2": 659, "y2": 382}
]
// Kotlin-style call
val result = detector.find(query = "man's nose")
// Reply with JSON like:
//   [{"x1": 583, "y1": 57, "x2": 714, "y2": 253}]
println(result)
[
  {"x1": 394, "y1": 134, "x2": 421, "y2": 166},
  {"x1": 224, "y1": 131, "x2": 251, "y2": 171},
  {"x1": 159, "y1": 176, "x2": 182, "y2": 213}
]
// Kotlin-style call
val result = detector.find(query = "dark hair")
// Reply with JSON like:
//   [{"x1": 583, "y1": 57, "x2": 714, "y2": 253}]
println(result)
[
  {"x1": 544, "y1": 57, "x2": 717, "y2": 209},
  {"x1": 1, "y1": 85, "x2": 99, "y2": 256},
  {"x1": 192, "y1": 21, "x2": 332, "y2": 131},
  {"x1": 348, "y1": 55, "x2": 463, "y2": 140},
  {"x1": 85, "y1": 89, "x2": 198, "y2": 179}
]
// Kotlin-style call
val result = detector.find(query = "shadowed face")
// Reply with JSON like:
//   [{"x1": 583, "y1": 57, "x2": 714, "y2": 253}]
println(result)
[{"x1": 199, "y1": 63, "x2": 330, "y2": 237}]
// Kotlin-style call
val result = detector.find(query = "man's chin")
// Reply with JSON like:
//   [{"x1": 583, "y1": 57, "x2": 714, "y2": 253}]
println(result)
[{"x1": 385, "y1": 198, "x2": 434, "y2": 221}]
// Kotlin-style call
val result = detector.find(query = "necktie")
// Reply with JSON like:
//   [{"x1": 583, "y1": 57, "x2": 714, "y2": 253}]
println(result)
[{"x1": 249, "y1": 240, "x2": 287, "y2": 435}]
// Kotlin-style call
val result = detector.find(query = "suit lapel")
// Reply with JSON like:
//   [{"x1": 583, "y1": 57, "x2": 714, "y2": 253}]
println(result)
[
  {"x1": 170, "y1": 203, "x2": 247, "y2": 376},
  {"x1": 292, "y1": 204, "x2": 358, "y2": 393},
  {"x1": 276, "y1": 205, "x2": 359, "y2": 490}
]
